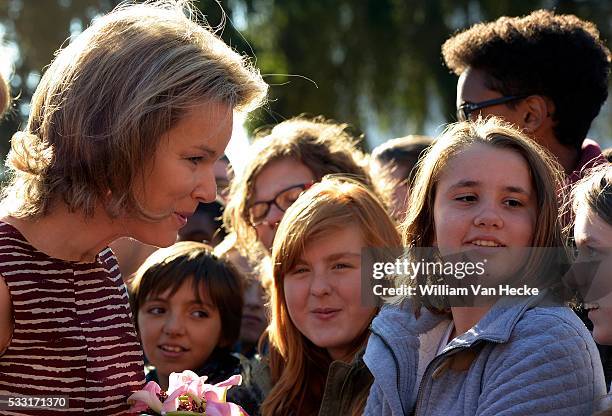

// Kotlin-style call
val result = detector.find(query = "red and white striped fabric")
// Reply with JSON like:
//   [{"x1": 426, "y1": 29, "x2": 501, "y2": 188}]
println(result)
[{"x1": 0, "y1": 222, "x2": 144, "y2": 415}]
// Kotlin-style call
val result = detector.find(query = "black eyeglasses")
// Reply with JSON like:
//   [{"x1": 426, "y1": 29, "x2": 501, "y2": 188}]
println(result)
[
  {"x1": 248, "y1": 182, "x2": 313, "y2": 226},
  {"x1": 456, "y1": 95, "x2": 527, "y2": 122}
]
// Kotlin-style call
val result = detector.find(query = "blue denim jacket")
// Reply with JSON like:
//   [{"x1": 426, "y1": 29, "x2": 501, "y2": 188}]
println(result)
[{"x1": 363, "y1": 295, "x2": 606, "y2": 416}]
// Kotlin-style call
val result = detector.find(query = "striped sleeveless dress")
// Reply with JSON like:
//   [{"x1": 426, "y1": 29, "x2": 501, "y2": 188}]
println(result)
[{"x1": 0, "y1": 222, "x2": 144, "y2": 415}]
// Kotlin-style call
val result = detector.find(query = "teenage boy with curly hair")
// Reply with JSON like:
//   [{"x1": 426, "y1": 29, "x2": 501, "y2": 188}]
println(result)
[{"x1": 442, "y1": 10, "x2": 610, "y2": 183}]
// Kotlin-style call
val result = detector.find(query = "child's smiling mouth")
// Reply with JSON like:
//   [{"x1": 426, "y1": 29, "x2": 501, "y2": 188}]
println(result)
[
  {"x1": 470, "y1": 239, "x2": 504, "y2": 247},
  {"x1": 464, "y1": 236, "x2": 506, "y2": 248},
  {"x1": 159, "y1": 343, "x2": 189, "y2": 357}
]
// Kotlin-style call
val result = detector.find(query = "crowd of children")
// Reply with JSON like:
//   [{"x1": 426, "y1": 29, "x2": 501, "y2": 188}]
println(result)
[{"x1": 0, "y1": 1, "x2": 611, "y2": 415}]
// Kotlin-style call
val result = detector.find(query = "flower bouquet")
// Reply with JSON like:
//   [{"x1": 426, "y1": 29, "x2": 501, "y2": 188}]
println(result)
[{"x1": 128, "y1": 370, "x2": 247, "y2": 415}]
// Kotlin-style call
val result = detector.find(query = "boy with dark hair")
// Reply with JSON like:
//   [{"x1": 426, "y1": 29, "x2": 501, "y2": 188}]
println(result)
[{"x1": 442, "y1": 10, "x2": 610, "y2": 182}]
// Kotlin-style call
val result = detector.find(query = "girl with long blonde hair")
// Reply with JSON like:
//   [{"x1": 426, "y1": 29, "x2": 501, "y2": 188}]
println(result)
[
  {"x1": 261, "y1": 176, "x2": 400, "y2": 416},
  {"x1": 364, "y1": 117, "x2": 605, "y2": 416}
]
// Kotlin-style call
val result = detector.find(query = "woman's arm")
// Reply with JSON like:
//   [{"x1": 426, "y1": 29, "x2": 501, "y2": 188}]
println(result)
[{"x1": 0, "y1": 275, "x2": 13, "y2": 354}]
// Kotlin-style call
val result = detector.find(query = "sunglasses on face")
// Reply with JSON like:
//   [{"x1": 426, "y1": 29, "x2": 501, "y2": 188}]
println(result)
[
  {"x1": 248, "y1": 182, "x2": 313, "y2": 226},
  {"x1": 456, "y1": 95, "x2": 527, "y2": 122}
]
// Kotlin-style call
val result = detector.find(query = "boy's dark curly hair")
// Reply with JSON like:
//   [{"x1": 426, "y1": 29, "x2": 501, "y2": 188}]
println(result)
[{"x1": 442, "y1": 10, "x2": 610, "y2": 149}]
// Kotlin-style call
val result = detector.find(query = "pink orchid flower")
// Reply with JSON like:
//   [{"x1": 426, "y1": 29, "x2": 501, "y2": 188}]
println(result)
[
  {"x1": 127, "y1": 381, "x2": 163, "y2": 413},
  {"x1": 167, "y1": 370, "x2": 205, "y2": 393},
  {"x1": 197, "y1": 375, "x2": 242, "y2": 402},
  {"x1": 205, "y1": 400, "x2": 247, "y2": 416},
  {"x1": 128, "y1": 370, "x2": 247, "y2": 416}
]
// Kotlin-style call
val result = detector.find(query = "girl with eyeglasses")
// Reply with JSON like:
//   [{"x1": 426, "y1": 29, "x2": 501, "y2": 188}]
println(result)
[
  {"x1": 223, "y1": 116, "x2": 376, "y2": 267},
  {"x1": 222, "y1": 117, "x2": 377, "y2": 367}
]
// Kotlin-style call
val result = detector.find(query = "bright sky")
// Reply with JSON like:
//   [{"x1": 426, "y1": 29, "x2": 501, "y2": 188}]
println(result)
[{"x1": 225, "y1": 112, "x2": 251, "y2": 177}]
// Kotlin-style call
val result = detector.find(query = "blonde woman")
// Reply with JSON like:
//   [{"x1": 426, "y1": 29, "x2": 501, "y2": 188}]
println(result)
[{"x1": 0, "y1": 1, "x2": 266, "y2": 414}]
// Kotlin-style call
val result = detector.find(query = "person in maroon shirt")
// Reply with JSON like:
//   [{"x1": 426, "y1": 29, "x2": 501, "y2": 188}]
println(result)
[
  {"x1": 0, "y1": 1, "x2": 266, "y2": 414},
  {"x1": 442, "y1": 10, "x2": 609, "y2": 182}
]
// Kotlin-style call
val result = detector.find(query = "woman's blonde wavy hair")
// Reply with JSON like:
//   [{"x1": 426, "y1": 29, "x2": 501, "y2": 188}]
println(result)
[
  {"x1": 398, "y1": 117, "x2": 568, "y2": 310},
  {"x1": 223, "y1": 116, "x2": 375, "y2": 265},
  {"x1": 2, "y1": 0, "x2": 267, "y2": 219},
  {"x1": 262, "y1": 176, "x2": 401, "y2": 416}
]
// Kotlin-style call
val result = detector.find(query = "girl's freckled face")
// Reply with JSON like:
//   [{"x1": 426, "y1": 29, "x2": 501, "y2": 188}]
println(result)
[
  {"x1": 433, "y1": 143, "x2": 537, "y2": 280},
  {"x1": 283, "y1": 224, "x2": 376, "y2": 361}
]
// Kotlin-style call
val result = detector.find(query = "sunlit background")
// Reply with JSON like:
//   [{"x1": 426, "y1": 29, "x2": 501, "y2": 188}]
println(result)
[{"x1": 0, "y1": 0, "x2": 610, "y2": 173}]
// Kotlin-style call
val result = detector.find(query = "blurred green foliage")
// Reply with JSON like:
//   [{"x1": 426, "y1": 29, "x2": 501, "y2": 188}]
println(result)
[{"x1": 0, "y1": 0, "x2": 610, "y2": 163}]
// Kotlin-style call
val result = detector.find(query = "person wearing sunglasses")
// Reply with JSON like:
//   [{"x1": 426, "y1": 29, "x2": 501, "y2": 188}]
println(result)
[
  {"x1": 223, "y1": 116, "x2": 376, "y2": 266},
  {"x1": 442, "y1": 10, "x2": 609, "y2": 184}
]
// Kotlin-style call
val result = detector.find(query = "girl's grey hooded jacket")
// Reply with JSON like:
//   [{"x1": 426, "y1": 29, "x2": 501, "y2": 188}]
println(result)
[{"x1": 363, "y1": 295, "x2": 606, "y2": 416}]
